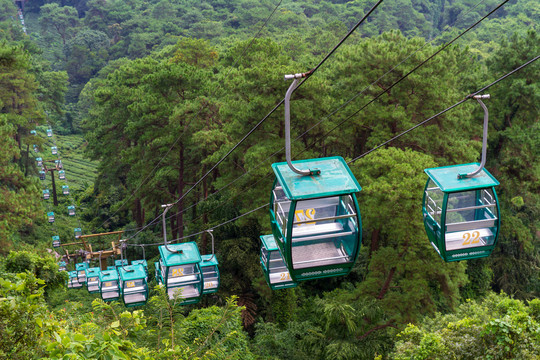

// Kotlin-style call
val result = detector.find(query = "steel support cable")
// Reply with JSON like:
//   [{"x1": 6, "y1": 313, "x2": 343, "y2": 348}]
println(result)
[
  {"x1": 95, "y1": 0, "x2": 285, "y2": 233},
  {"x1": 348, "y1": 54, "x2": 539, "y2": 163},
  {"x1": 124, "y1": 53, "x2": 539, "y2": 249},
  {"x1": 299, "y1": 0, "x2": 511, "y2": 160},
  {"x1": 124, "y1": 0, "x2": 386, "y2": 241}
]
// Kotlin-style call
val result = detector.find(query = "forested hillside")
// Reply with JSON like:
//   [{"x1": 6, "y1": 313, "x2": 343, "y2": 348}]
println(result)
[{"x1": 1, "y1": 0, "x2": 538, "y2": 358}]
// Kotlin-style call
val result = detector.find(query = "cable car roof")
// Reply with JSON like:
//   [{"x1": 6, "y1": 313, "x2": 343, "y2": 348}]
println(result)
[
  {"x1": 100, "y1": 269, "x2": 119, "y2": 281},
  {"x1": 86, "y1": 267, "x2": 101, "y2": 276},
  {"x1": 158, "y1": 242, "x2": 202, "y2": 267},
  {"x1": 201, "y1": 254, "x2": 219, "y2": 267},
  {"x1": 260, "y1": 234, "x2": 279, "y2": 251},
  {"x1": 425, "y1": 163, "x2": 499, "y2": 192},
  {"x1": 271, "y1": 156, "x2": 361, "y2": 200},
  {"x1": 118, "y1": 264, "x2": 146, "y2": 280}
]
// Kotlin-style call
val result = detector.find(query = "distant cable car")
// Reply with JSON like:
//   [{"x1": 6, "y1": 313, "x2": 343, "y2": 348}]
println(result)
[
  {"x1": 43, "y1": 189, "x2": 50, "y2": 200},
  {"x1": 55, "y1": 160, "x2": 63, "y2": 170},
  {"x1": 36, "y1": 157, "x2": 43, "y2": 167},
  {"x1": 199, "y1": 230, "x2": 220, "y2": 295},
  {"x1": 260, "y1": 234, "x2": 297, "y2": 290},
  {"x1": 157, "y1": 242, "x2": 203, "y2": 304},
  {"x1": 118, "y1": 264, "x2": 149, "y2": 307},
  {"x1": 47, "y1": 211, "x2": 55, "y2": 223},
  {"x1": 51, "y1": 146, "x2": 57, "y2": 155},
  {"x1": 58, "y1": 170, "x2": 65, "y2": 180},
  {"x1": 39, "y1": 171, "x2": 46, "y2": 180},
  {"x1": 68, "y1": 271, "x2": 82, "y2": 289},
  {"x1": 107, "y1": 265, "x2": 116, "y2": 271},
  {"x1": 33, "y1": 144, "x2": 39, "y2": 153},
  {"x1": 86, "y1": 267, "x2": 101, "y2": 293},
  {"x1": 47, "y1": 128, "x2": 53, "y2": 137},
  {"x1": 52, "y1": 235, "x2": 61, "y2": 248},
  {"x1": 62, "y1": 185, "x2": 69, "y2": 195},
  {"x1": 67, "y1": 205, "x2": 76, "y2": 216},
  {"x1": 267, "y1": 73, "x2": 362, "y2": 283},
  {"x1": 99, "y1": 269, "x2": 121, "y2": 301},
  {"x1": 422, "y1": 95, "x2": 500, "y2": 262},
  {"x1": 30, "y1": 130, "x2": 36, "y2": 135},
  {"x1": 58, "y1": 261, "x2": 67, "y2": 272},
  {"x1": 131, "y1": 259, "x2": 148, "y2": 277},
  {"x1": 76, "y1": 262, "x2": 89, "y2": 284},
  {"x1": 74, "y1": 227, "x2": 82, "y2": 238},
  {"x1": 115, "y1": 259, "x2": 128, "y2": 269}
]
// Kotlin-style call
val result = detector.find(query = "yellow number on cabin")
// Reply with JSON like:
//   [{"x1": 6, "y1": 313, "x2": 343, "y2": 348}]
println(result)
[
  {"x1": 294, "y1": 208, "x2": 316, "y2": 225},
  {"x1": 126, "y1": 281, "x2": 135, "y2": 288},
  {"x1": 280, "y1": 272, "x2": 291, "y2": 281},
  {"x1": 171, "y1": 268, "x2": 184, "y2": 277},
  {"x1": 462, "y1": 231, "x2": 481, "y2": 246}
]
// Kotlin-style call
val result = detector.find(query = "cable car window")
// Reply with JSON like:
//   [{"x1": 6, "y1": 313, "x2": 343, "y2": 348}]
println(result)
[{"x1": 424, "y1": 179, "x2": 443, "y2": 225}]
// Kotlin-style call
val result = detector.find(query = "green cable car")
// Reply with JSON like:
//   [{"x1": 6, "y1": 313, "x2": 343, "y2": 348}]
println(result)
[
  {"x1": 107, "y1": 266, "x2": 116, "y2": 271},
  {"x1": 67, "y1": 205, "x2": 76, "y2": 216},
  {"x1": 39, "y1": 171, "x2": 46, "y2": 180},
  {"x1": 260, "y1": 234, "x2": 297, "y2": 290},
  {"x1": 115, "y1": 259, "x2": 128, "y2": 270},
  {"x1": 58, "y1": 261, "x2": 66, "y2": 272},
  {"x1": 52, "y1": 235, "x2": 61, "y2": 248},
  {"x1": 118, "y1": 264, "x2": 149, "y2": 307},
  {"x1": 30, "y1": 130, "x2": 36, "y2": 135},
  {"x1": 62, "y1": 185, "x2": 69, "y2": 195},
  {"x1": 51, "y1": 146, "x2": 57, "y2": 155},
  {"x1": 423, "y1": 95, "x2": 500, "y2": 262},
  {"x1": 76, "y1": 262, "x2": 88, "y2": 284},
  {"x1": 55, "y1": 160, "x2": 63, "y2": 170},
  {"x1": 74, "y1": 228, "x2": 82, "y2": 238},
  {"x1": 99, "y1": 269, "x2": 121, "y2": 301},
  {"x1": 68, "y1": 271, "x2": 82, "y2": 289},
  {"x1": 86, "y1": 267, "x2": 101, "y2": 293},
  {"x1": 36, "y1": 157, "x2": 43, "y2": 167},
  {"x1": 200, "y1": 255, "x2": 219, "y2": 295},
  {"x1": 267, "y1": 73, "x2": 362, "y2": 283},
  {"x1": 423, "y1": 164, "x2": 500, "y2": 262},
  {"x1": 47, "y1": 128, "x2": 53, "y2": 137},
  {"x1": 157, "y1": 242, "x2": 203, "y2": 305},
  {"x1": 59, "y1": 170, "x2": 65, "y2": 180},
  {"x1": 33, "y1": 144, "x2": 39, "y2": 153},
  {"x1": 43, "y1": 189, "x2": 50, "y2": 200},
  {"x1": 47, "y1": 211, "x2": 55, "y2": 223}
]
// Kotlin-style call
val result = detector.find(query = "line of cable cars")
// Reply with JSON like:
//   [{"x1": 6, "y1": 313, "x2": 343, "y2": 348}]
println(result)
[{"x1": 66, "y1": 260, "x2": 150, "y2": 307}]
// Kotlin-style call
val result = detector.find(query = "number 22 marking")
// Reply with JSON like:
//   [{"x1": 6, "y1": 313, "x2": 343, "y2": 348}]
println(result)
[{"x1": 462, "y1": 231, "x2": 480, "y2": 246}]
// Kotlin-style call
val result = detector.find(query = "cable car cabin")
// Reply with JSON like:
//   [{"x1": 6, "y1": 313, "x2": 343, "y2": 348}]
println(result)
[
  {"x1": 76, "y1": 262, "x2": 89, "y2": 284},
  {"x1": 47, "y1": 212, "x2": 55, "y2": 223},
  {"x1": 99, "y1": 269, "x2": 121, "y2": 301},
  {"x1": 51, "y1": 146, "x2": 57, "y2": 155},
  {"x1": 47, "y1": 128, "x2": 53, "y2": 137},
  {"x1": 260, "y1": 234, "x2": 297, "y2": 290},
  {"x1": 423, "y1": 163, "x2": 500, "y2": 262},
  {"x1": 155, "y1": 262, "x2": 162, "y2": 285},
  {"x1": 67, "y1": 205, "x2": 75, "y2": 216},
  {"x1": 55, "y1": 160, "x2": 63, "y2": 170},
  {"x1": 200, "y1": 255, "x2": 220, "y2": 295},
  {"x1": 68, "y1": 271, "x2": 82, "y2": 289},
  {"x1": 33, "y1": 145, "x2": 39, "y2": 153},
  {"x1": 52, "y1": 235, "x2": 60, "y2": 248},
  {"x1": 157, "y1": 242, "x2": 203, "y2": 305},
  {"x1": 58, "y1": 261, "x2": 66, "y2": 272},
  {"x1": 30, "y1": 130, "x2": 36, "y2": 135},
  {"x1": 118, "y1": 264, "x2": 149, "y2": 307},
  {"x1": 115, "y1": 259, "x2": 128, "y2": 270},
  {"x1": 86, "y1": 267, "x2": 101, "y2": 293},
  {"x1": 39, "y1": 171, "x2": 46, "y2": 180},
  {"x1": 59, "y1": 170, "x2": 65, "y2": 180},
  {"x1": 74, "y1": 228, "x2": 82, "y2": 238},
  {"x1": 36, "y1": 157, "x2": 43, "y2": 167},
  {"x1": 270, "y1": 157, "x2": 362, "y2": 282},
  {"x1": 131, "y1": 260, "x2": 149, "y2": 277},
  {"x1": 62, "y1": 185, "x2": 69, "y2": 195},
  {"x1": 107, "y1": 266, "x2": 116, "y2": 271},
  {"x1": 43, "y1": 189, "x2": 50, "y2": 200}
]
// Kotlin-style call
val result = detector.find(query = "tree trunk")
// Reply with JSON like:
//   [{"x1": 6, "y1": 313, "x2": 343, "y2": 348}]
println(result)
[{"x1": 134, "y1": 198, "x2": 143, "y2": 228}]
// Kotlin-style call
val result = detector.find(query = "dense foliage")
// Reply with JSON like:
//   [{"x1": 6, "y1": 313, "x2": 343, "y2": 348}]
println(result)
[{"x1": 0, "y1": 0, "x2": 538, "y2": 358}]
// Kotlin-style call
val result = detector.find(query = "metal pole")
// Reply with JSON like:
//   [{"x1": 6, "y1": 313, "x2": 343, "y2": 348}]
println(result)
[
  {"x1": 284, "y1": 73, "x2": 320, "y2": 176},
  {"x1": 162, "y1": 204, "x2": 181, "y2": 254},
  {"x1": 119, "y1": 240, "x2": 133, "y2": 272},
  {"x1": 459, "y1": 95, "x2": 490, "y2": 179}
]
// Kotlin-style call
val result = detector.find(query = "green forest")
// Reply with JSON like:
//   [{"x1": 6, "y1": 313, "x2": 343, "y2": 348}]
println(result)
[{"x1": 0, "y1": 0, "x2": 538, "y2": 358}]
